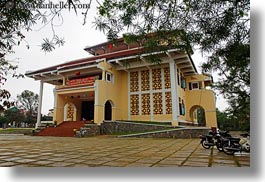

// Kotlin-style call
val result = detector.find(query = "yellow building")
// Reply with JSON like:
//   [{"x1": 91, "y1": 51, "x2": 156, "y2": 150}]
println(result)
[{"x1": 26, "y1": 36, "x2": 217, "y2": 128}]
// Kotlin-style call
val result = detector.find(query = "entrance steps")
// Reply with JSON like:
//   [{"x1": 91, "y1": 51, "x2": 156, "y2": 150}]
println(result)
[{"x1": 35, "y1": 121, "x2": 85, "y2": 137}]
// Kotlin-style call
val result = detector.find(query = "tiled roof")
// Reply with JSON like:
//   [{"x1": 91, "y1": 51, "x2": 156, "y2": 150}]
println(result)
[{"x1": 26, "y1": 47, "x2": 143, "y2": 75}]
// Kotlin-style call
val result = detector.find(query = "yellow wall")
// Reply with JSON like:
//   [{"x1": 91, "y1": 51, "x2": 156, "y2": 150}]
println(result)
[
  {"x1": 130, "y1": 114, "x2": 172, "y2": 122},
  {"x1": 52, "y1": 60, "x2": 217, "y2": 127},
  {"x1": 185, "y1": 74, "x2": 212, "y2": 83},
  {"x1": 185, "y1": 90, "x2": 217, "y2": 127},
  {"x1": 184, "y1": 74, "x2": 217, "y2": 127},
  {"x1": 131, "y1": 115, "x2": 151, "y2": 121},
  {"x1": 153, "y1": 114, "x2": 173, "y2": 121},
  {"x1": 94, "y1": 61, "x2": 128, "y2": 124},
  {"x1": 177, "y1": 85, "x2": 186, "y2": 121},
  {"x1": 53, "y1": 94, "x2": 82, "y2": 125}
]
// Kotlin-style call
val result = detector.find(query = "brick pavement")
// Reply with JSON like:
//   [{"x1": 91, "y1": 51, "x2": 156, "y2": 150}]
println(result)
[{"x1": 0, "y1": 135, "x2": 250, "y2": 167}]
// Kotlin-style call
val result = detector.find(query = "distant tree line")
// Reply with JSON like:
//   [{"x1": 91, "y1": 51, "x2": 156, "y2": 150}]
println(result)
[
  {"x1": 0, "y1": 90, "x2": 51, "y2": 128},
  {"x1": 217, "y1": 109, "x2": 249, "y2": 132}
]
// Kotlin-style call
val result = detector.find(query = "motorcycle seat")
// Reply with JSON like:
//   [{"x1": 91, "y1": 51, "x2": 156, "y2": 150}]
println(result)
[
  {"x1": 240, "y1": 133, "x2": 249, "y2": 137},
  {"x1": 219, "y1": 131, "x2": 228, "y2": 134},
  {"x1": 229, "y1": 138, "x2": 241, "y2": 142},
  {"x1": 222, "y1": 137, "x2": 240, "y2": 143}
]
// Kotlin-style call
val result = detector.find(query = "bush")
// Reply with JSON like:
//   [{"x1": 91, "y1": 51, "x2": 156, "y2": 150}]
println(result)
[{"x1": 0, "y1": 116, "x2": 8, "y2": 128}]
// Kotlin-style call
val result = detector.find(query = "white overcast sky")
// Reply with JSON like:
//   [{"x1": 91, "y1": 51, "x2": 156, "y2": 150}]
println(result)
[{"x1": 4, "y1": 0, "x2": 229, "y2": 115}]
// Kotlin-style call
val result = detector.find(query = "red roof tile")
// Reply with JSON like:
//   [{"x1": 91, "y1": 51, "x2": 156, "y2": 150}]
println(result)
[{"x1": 26, "y1": 47, "x2": 143, "y2": 75}]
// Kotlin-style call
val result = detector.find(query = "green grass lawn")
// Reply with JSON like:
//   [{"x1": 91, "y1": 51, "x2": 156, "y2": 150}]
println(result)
[{"x1": 0, "y1": 128, "x2": 33, "y2": 134}]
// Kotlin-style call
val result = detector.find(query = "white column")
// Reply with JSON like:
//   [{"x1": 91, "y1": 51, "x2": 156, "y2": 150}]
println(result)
[
  {"x1": 128, "y1": 72, "x2": 131, "y2": 120},
  {"x1": 161, "y1": 67, "x2": 166, "y2": 115},
  {"x1": 149, "y1": 68, "x2": 154, "y2": 120},
  {"x1": 36, "y1": 81, "x2": 44, "y2": 128},
  {"x1": 52, "y1": 87, "x2": 57, "y2": 122},
  {"x1": 63, "y1": 76, "x2": 66, "y2": 86},
  {"x1": 169, "y1": 61, "x2": 179, "y2": 121},
  {"x1": 138, "y1": 70, "x2": 142, "y2": 116},
  {"x1": 94, "y1": 81, "x2": 99, "y2": 106},
  {"x1": 53, "y1": 87, "x2": 57, "y2": 109}
]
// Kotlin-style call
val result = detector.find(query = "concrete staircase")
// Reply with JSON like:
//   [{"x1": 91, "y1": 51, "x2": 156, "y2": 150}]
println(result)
[{"x1": 35, "y1": 121, "x2": 85, "y2": 137}]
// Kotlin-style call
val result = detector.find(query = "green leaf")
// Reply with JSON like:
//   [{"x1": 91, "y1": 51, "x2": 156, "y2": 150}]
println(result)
[{"x1": 40, "y1": 38, "x2": 55, "y2": 53}]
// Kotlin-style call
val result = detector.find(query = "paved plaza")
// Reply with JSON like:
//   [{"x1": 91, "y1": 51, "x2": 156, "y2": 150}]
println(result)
[{"x1": 0, "y1": 135, "x2": 250, "y2": 167}]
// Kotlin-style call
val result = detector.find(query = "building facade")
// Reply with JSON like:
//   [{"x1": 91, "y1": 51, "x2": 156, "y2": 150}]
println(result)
[{"x1": 26, "y1": 37, "x2": 217, "y2": 128}]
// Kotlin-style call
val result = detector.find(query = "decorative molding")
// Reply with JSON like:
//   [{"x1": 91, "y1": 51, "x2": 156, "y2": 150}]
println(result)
[
  {"x1": 58, "y1": 64, "x2": 97, "y2": 74},
  {"x1": 56, "y1": 85, "x2": 94, "y2": 92},
  {"x1": 94, "y1": 104, "x2": 104, "y2": 107}
]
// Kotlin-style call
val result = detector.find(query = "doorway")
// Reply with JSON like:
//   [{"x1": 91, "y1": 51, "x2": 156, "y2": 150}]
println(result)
[
  {"x1": 64, "y1": 103, "x2": 77, "y2": 121},
  {"x1": 81, "y1": 101, "x2": 94, "y2": 121},
  {"x1": 190, "y1": 105, "x2": 206, "y2": 126},
  {"x1": 104, "y1": 100, "x2": 112, "y2": 120}
]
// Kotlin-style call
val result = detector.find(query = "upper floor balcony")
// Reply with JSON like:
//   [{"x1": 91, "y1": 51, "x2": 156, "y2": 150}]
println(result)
[
  {"x1": 184, "y1": 74, "x2": 213, "y2": 91},
  {"x1": 56, "y1": 73, "x2": 101, "y2": 90}
]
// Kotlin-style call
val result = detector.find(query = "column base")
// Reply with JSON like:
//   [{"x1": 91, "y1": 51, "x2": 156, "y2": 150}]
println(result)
[{"x1": 171, "y1": 121, "x2": 179, "y2": 126}]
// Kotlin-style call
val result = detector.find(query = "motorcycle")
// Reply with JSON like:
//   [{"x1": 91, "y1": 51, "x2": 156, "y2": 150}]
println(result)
[
  {"x1": 222, "y1": 132, "x2": 250, "y2": 155},
  {"x1": 200, "y1": 128, "x2": 231, "y2": 151}
]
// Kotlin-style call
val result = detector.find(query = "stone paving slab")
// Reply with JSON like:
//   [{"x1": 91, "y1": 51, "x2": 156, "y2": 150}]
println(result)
[
  {"x1": 183, "y1": 161, "x2": 209, "y2": 167},
  {"x1": 0, "y1": 135, "x2": 250, "y2": 167}
]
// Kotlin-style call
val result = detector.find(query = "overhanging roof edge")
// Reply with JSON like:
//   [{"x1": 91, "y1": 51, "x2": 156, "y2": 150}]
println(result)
[{"x1": 187, "y1": 53, "x2": 198, "y2": 73}]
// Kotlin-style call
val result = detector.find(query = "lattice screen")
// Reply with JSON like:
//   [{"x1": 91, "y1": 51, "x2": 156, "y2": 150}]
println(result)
[
  {"x1": 165, "y1": 92, "x2": 172, "y2": 114},
  {"x1": 130, "y1": 71, "x2": 139, "y2": 92},
  {"x1": 130, "y1": 94, "x2": 139, "y2": 115},
  {"x1": 164, "y1": 67, "x2": 171, "y2": 89},
  {"x1": 153, "y1": 92, "x2": 163, "y2": 114},
  {"x1": 152, "y1": 68, "x2": 162, "y2": 90},
  {"x1": 67, "y1": 104, "x2": 74, "y2": 119},
  {"x1": 129, "y1": 67, "x2": 173, "y2": 116},
  {"x1": 141, "y1": 94, "x2": 151, "y2": 115},
  {"x1": 141, "y1": 70, "x2": 150, "y2": 91}
]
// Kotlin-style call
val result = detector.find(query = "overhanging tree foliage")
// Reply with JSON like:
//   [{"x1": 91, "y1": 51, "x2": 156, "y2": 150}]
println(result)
[
  {"x1": 202, "y1": 42, "x2": 250, "y2": 125},
  {"x1": 94, "y1": 0, "x2": 250, "y2": 125},
  {"x1": 0, "y1": 0, "x2": 57, "y2": 111},
  {"x1": 0, "y1": 0, "x2": 90, "y2": 111},
  {"x1": 95, "y1": 0, "x2": 249, "y2": 51}
]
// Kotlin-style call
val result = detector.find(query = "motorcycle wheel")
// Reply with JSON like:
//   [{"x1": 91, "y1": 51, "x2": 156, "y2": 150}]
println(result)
[
  {"x1": 222, "y1": 143, "x2": 235, "y2": 155},
  {"x1": 245, "y1": 144, "x2": 250, "y2": 152},
  {"x1": 201, "y1": 140, "x2": 211, "y2": 149},
  {"x1": 216, "y1": 143, "x2": 223, "y2": 152}
]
